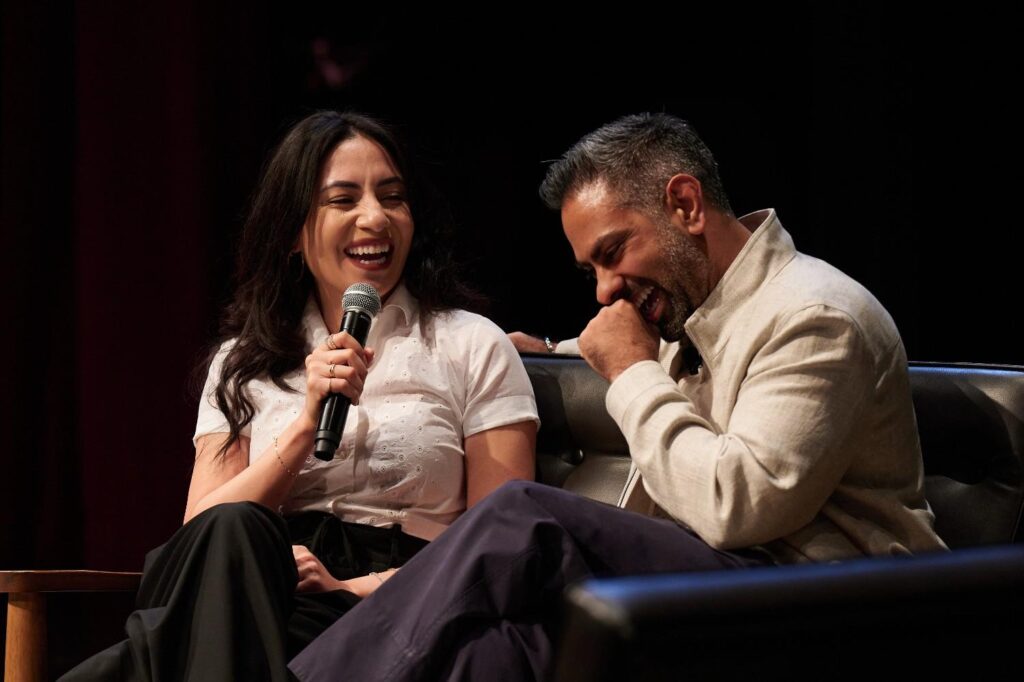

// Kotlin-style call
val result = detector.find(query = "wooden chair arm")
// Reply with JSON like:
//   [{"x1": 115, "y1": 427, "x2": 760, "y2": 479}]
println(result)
[
  {"x1": 0, "y1": 570, "x2": 141, "y2": 594},
  {"x1": 2, "y1": 570, "x2": 141, "y2": 682}
]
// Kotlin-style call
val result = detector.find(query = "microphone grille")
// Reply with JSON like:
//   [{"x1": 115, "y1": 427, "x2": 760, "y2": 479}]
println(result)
[{"x1": 342, "y1": 283, "x2": 383, "y2": 317}]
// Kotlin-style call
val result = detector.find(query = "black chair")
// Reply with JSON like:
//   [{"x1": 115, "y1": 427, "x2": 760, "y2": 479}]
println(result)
[{"x1": 521, "y1": 357, "x2": 1024, "y2": 681}]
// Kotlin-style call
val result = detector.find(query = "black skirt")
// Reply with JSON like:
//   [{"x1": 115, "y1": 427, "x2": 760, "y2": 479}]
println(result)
[{"x1": 59, "y1": 502, "x2": 428, "y2": 682}]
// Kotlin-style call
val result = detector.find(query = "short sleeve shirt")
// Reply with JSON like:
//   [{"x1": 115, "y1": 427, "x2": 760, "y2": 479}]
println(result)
[{"x1": 194, "y1": 285, "x2": 539, "y2": 540}]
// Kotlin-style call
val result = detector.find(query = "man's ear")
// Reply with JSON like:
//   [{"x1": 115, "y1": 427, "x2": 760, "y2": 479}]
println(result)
[{"x1": 666, "y1": 174, "x2": 706, "y2": 236}]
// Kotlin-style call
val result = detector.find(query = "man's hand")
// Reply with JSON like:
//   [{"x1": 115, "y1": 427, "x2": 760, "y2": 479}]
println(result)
[
  {"x1": 507, "y1": 332, "x2": 551, "y2": 353},
  {"x1": 579, "y1": 300, "x2": 660, "y2": 382}
]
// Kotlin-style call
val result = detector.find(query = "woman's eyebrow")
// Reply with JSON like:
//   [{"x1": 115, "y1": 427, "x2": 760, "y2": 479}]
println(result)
[
  {"x1": 319, "y1": 176, "x2": 404, "y2": 193},
  {"x1": 319, "y1": 180, "x2": 360, "y2": 193}
]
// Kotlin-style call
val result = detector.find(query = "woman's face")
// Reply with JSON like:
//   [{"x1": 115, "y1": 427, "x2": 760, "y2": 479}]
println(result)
[{"x1": 301, "y1": 134, "x2": 415, "y2": 310}]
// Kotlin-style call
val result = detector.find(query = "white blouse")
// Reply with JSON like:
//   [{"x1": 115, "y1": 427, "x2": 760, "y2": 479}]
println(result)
[{"x1": 194, "y1": 285, "x2": 539, "y2": 540}]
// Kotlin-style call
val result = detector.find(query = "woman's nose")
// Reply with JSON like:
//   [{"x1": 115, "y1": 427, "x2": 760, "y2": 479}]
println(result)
[{"x1": 355, "y1": 198, "x2": 390, "y2": 231}]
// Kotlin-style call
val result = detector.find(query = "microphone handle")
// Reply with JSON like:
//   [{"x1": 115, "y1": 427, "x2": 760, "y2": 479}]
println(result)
[{"x1": 313, "y1": 309, "x2": 373, "y2": 461}]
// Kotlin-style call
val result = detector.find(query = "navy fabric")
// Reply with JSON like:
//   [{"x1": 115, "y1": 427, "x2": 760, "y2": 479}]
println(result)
[{"x1": 290, "y1": 481, "x2": 768, "y2": 682}]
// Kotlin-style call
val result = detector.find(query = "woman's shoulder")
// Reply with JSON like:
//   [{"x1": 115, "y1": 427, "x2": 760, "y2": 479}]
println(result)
[
  {"x1": 214, "y1": 336, "x2": 240, "y2": 354},
  {"x1": 420, "y1": 309, "x2": 523, "y2": 366},
  {"x1": 429, "y1": 308, "x2": 508, "y2": 341},
  {"x1": 205, "y1": 336, "x2": 241, "y2": 368}
]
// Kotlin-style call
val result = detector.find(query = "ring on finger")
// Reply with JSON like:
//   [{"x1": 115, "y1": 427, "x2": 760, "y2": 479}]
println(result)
[
  {"x1": 329, "y1": 363, "x2": 336, "y2": 378},
  {"x1": 326, "y1": 334, "x2": 338, "y2": 350}
]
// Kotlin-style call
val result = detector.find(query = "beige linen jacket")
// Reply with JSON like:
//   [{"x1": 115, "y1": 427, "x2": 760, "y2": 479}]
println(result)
[{"x1": 607, "y1": 209, "x2": 946, "y2": 562}]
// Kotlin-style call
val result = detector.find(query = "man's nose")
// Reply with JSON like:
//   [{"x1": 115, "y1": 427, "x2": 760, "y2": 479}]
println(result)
[{"x1": 595, "y1": 270, "x2": 626, "y2": 306}]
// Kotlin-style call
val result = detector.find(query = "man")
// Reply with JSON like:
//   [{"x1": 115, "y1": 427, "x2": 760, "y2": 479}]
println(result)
[{"x1": 290, "y1": 114, "x2": 945, "y2": 681}]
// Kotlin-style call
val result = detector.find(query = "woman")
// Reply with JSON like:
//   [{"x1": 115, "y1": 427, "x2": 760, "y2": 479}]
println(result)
[{"x1": 61, "y1": 111, "x2": 538, "y2": 681}]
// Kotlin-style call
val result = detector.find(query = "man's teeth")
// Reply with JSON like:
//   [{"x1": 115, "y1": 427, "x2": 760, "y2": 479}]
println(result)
[{"x1": 634, "y1": 285, "x2": 654, "y2": 310}]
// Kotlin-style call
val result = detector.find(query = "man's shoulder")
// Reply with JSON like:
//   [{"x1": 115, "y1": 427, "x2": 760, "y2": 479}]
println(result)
[{"x1": 764, "y1": 253, "x2": 901, "y2": 350}]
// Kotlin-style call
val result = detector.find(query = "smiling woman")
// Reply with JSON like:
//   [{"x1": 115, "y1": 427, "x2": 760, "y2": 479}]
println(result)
[
  {"x1": 59, "y1": 111, "x2": 540, "y2": 681},
  {"x1": 302, "y1": 134, "x2": 414, "y2": 318}
]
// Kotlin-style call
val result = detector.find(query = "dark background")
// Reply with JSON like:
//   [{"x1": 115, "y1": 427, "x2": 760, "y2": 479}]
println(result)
[{"x1": 1, "y1": 0, "x2": 1015, "y2": 673}]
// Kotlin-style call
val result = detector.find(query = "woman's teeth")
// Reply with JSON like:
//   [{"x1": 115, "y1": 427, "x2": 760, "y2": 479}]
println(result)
[{"x1": 345, "y1": 244, "x2": 391, "y2": 262}]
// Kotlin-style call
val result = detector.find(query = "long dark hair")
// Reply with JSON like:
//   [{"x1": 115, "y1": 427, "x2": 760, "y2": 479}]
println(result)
[{"x1": 209, "y1": 111, "x2": 481, "y2": 455}]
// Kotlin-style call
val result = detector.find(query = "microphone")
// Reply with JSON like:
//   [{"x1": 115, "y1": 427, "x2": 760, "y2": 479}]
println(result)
[{"x1": 313, "y1": 283, "x2": 382, "y2": 461}]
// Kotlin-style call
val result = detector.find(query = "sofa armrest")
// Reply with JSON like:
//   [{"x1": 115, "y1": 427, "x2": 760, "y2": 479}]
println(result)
[{"x1": 555, "y1": 545, "x2": 1024, "y2": 681}]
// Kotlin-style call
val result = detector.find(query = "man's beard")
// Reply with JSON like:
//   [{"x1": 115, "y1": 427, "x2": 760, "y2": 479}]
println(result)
[{"x1": 654, "y1": 221, "x2": 711, "y2": 342}]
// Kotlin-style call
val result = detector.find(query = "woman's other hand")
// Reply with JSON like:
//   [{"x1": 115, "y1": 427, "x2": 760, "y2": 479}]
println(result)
[
  {"x1": 337, "y1": 568, "x2": 398, "y2": 598},
  {"x1": 292, "y1": 545, "x2": 398, "y2": 597},
  {"x1": 293, "y1": 545, "x2": 345, "y2": 593}
]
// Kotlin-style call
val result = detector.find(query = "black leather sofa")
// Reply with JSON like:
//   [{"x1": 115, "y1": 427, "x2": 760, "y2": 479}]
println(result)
[
  {"x1": 523, "y1": 356, "x2": 1024, "y2": 680},
  {"x1": 9, "y1": 359, "x2": 1018, "y2": 679}
]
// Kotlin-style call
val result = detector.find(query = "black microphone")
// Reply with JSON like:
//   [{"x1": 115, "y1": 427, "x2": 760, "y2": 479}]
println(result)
[{"x1": 313, "y1": 283, "x2": 382, "y2": 461}]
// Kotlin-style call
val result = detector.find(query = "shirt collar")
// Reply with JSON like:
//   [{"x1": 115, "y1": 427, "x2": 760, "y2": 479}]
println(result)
[
  {"x1": 684, "y1": 209, "x2": 797, "y2": 362},
  {"x1": 381, "y1": 282, "x2": 417, "y2": 326},
  {"x1": 301, "y1": 282, "x2": 418, "y2": 348}
]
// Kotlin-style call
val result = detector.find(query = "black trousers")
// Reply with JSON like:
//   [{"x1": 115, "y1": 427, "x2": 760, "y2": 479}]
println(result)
[
  {"x1": 290, "y1": 481, "x2": 771, "y2": 682},
  {"x1": 59, "y1": 502, "x2": 427, "y2": 682}
]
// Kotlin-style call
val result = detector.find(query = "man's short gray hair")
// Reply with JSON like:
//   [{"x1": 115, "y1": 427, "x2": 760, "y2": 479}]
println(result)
[{"x1": 539, "y1": 113, "x2": 733, "y2": 216}]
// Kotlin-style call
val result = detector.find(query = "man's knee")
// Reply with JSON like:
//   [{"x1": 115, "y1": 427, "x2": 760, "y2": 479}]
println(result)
[
  {"x1": 480, "y1": 480, "x2": 581, "y2": 515},
  {"x1": 483, "y1": 480, "x2": 546, "y2": 509}
]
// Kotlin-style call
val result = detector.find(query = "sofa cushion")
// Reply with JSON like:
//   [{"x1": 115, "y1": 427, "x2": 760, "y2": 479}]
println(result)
[
  {"x1": 910, "y1": 363, "x2": 1024, "y2": 546},
  {"x1": 526, "y1": 355, "x2": 1024, "y2": 547}
]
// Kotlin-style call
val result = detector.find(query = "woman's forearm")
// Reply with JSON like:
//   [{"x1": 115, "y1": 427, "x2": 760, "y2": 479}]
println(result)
[{"x1": 184, "y1": 414, "x2": 316, "y2": 523}]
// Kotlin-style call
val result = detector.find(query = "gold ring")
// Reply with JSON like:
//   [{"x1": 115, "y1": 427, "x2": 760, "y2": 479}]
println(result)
[
  {"x1": 326, "y1": 335, "x2": 338, "y2": 350},
  {"x1": 329, "y1": 363, "x2": 336, "y2": 378}
]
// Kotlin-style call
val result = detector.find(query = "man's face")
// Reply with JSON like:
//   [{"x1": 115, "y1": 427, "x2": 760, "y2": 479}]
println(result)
[{"x1": 562, "y1": 182, "x2": 711, "y2": 342}]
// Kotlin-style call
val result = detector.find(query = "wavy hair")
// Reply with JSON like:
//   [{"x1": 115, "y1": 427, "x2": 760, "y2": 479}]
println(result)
[{"x1": 208, "y1": 111, "x2": 482, "y2": 455}]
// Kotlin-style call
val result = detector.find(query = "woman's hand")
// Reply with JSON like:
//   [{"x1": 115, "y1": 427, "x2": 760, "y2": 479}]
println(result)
[
  {"x1": 292, "y1": 545, "x2": 398, "y2": 597},
  {"x1": 336, "y1": 568, "x2": 398, "y2": 598},
  {"x1": 302, "y1": 331, "x2": 376, "y2": 428},
  {"x1": 293, "y1": 545, "x2": 345, "y2": 593}
]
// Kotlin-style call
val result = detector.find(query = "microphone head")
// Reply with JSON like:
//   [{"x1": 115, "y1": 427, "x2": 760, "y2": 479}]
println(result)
[{"x1": 342, "y1": 283, "x2": 382, "y2": 318}]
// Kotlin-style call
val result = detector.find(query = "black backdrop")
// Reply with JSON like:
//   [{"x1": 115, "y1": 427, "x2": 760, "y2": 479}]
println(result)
[{"x1": 0, "y1": 1, "x2": 1016, "y2": 670}]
